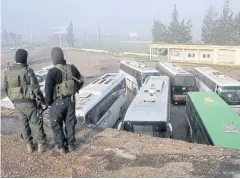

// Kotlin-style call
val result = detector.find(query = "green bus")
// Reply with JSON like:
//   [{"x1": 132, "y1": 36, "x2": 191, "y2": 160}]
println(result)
[{"x1": 186, "y1": 92, "x2": 240, "y2": 150}]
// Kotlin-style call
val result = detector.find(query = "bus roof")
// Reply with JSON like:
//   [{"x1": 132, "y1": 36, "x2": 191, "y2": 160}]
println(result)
[
  {"x1": 158, "y1": 62, "x2": 192, "y2": 76},
  {"x1": 194, "y1": 67, "x2": 240, "y2": 87},
  {"x1": 75, "y1": 73, "x2": 124, "y2": 114},
  {"x1": 124, "y1": 76, "x2": 170, "y2": 123},
  {"x1": 188, "y1": 92, "x2": 240, "y2": 149},
  {"x1": 121, "y1": 59, "x2": 159, "y2": 73}
]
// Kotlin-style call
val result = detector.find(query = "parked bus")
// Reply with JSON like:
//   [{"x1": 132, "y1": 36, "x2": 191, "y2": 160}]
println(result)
[
  {"x1": 193, "y1": 67, "x2": 240, "y2": 114},
  {"x1": 75, "y1": 73, "x2": 127, "y2": 128},
  {"x1": 35, "y1": 65, "x2": 54, "y2": 83},
  {"x1": 156, "y1": 62, "x2": 196, "y2": 104},
  {"x1": 120, "y1": 60, "x2": 160, "y2": 93},
  {"x1": 118, "y1": 76, "x2": 173, "y2": 138},
  {"x1": 186, "y1": 92, "x2": 240, "y2": 150}
]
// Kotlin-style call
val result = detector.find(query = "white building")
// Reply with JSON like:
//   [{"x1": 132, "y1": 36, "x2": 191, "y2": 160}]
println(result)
[{"x1": 150, "y1": 43, "x2": 240, "y2": 65}]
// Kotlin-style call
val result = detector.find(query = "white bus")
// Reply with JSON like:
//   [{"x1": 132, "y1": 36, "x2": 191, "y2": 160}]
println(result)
[
  {"x1": 156, "y1": 62, "x2": 197, "y2": 104},
  {"x1": 75, "y1": 73, "x2": 127, "y2": 128},
  {"x1": 119, "y1": 60, "x2": 160, "y2": 93},
  {"x1": 118, "y1": 76, "x2": 173, "y2": 138},
  {"x1": 193, "y1": 67, "x2": 240, "y2": 114}
]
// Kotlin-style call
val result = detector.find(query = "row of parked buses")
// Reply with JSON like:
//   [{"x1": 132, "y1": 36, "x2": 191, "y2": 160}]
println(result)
[{"x1": 116, "y1": 60, "x2": 239, "y2": 150}]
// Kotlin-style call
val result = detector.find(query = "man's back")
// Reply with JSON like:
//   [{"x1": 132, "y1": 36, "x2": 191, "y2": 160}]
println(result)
[
  {"x1": 45, "y1": 63, "x2": 83, "y2": 106},
  {"x1": 4, "y1": 63, "x2": 44, "y2": 104}
]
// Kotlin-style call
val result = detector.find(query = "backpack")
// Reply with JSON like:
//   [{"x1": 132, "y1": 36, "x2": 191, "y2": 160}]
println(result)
[
  {"x1": 54, "y1": 64, "x2": 75, "y2": 99},
  {"x1": 5, "y1": 66, "x2": 35, "y2": 101}
]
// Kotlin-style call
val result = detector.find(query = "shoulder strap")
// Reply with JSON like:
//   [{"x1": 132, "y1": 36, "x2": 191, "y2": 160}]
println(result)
[
  {"x1": 55, "y1": 64, "x2": 68, "y2": 81},
  {"x1": 55, "y1": 64, "x2": 81, "y2": 83}
]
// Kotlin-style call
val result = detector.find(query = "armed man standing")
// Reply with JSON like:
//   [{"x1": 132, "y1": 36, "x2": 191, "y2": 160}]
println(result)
[
  {"x1": 4, "y1": 49, "x2": 47, "y2": 153},
  {"x1": 45, "y1": 47, "x2": 83, "y2": 154}
]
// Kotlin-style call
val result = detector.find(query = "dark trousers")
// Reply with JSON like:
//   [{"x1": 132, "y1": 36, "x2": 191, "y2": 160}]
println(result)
[
  {"x1": 15, "y1": 102, "x2": 46, "y2": 144},
  {"x1": 50, "y1": 97, "x2": 77, "y2": 149}
]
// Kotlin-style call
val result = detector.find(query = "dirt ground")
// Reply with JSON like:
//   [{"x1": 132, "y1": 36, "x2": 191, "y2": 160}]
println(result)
[{"x1": 1, "y1": 49, "x2": 240, "y2": 177}]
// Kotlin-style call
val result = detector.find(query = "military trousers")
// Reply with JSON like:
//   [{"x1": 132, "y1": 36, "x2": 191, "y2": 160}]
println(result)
[
  {"x1": 49, "y1": 97, "x2": 77, "y2": 149},
  {"x1": 15, "y1": 102, "x2": 46, "y2": 144}
]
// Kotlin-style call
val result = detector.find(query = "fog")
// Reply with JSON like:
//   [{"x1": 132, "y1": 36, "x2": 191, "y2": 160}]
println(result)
[{"x1": 1, "y1": 0, "x2": 240, "y2": 40}]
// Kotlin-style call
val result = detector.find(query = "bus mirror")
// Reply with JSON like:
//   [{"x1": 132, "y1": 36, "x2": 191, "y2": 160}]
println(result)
[{"x1": 117, "y1": 122, "x2": 123, "y2": 130}]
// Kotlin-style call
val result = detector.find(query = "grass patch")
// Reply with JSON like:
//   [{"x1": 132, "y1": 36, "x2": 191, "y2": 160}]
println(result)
[{"x1": 75, "y1": 41, "x2": 150, "y2": 54}]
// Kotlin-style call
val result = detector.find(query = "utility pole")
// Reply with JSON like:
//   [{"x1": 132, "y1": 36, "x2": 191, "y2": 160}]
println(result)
[
  {"x1": 84, "y1": 30, "x2": 86, "y2": 45},
  {"x1": 98, "y1": 25, "x2": 100, "y2": 49},
  {"x1": 30, "y1": 28, "x2": 33, "y2": 44},
  {"x1": 58, "y1": 29, "x2": 62, "y2": 47}
]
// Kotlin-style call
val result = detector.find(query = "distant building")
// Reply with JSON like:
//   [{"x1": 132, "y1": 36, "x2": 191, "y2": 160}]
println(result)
[
  {"x1": 150, "y1": 43, "x2": 240, "y2": 66},
  {"x1": 129, "y1": 32, "x2": 138, "y2": 37},
  {"x1": 51, "y1": 27, "x2": 67, "y2": 35}
]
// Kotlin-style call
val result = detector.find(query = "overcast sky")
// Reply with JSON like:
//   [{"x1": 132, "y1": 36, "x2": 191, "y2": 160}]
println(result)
[{"x1": 1, "y1": 0, "x2": 240, "y2": 40}]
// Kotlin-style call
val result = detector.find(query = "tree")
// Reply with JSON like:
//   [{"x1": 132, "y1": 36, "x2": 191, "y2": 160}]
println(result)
[
  {"x1": 151, "y1": 4, "x2": 192, "y2": 44},
  {"x1": 167, "y1": 4, "x2": 192, "y2": 43},
  {"x1": 8, "y1": 32, "x2": 17, "y2": 41},
  {"x1": 1, "y1": 30, "x2": 9, "y2": 42},
  {"x1": 215, "y1": 0, "x2": 234, "y2": 45},
  {"x1": 201, "y1": 5, "x2": 219, "y2": 44},
  {"x1": 232, "y1": 12, "x2": 240, "y2": 45},
  {"x1": 167, "y1": 4, "x2": 180, "y2": 43},
  {"x1": 66, "y1": 21, "x2": 75, "y2": 46},
  {"x1": 179, "y1": 19, "x2": 193, "y2": 43},
  {"x1": 152, "y1": 19, "x2": 168, "y2": 42}
]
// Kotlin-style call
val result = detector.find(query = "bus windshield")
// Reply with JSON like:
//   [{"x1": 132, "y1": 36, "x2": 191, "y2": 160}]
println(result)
[
  {"x1": 173, "y1": 86, "x2": 196, "y2": 95},
  {"x1": 124, "y1": 122, "x2": 167, "y2": 137},
  {"x1": 217, "y1": 86, "x2": 240, "y2": 105},
  {"x1": 142, "y1": 72, "x2": 160, "y2": 83},
  {"x1": 173, "y1": 76, "x2": 195, "y2": 86}
]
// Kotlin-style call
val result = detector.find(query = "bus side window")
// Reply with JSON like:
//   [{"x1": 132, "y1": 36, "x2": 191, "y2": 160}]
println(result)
[
  {"x1": 132, "y1": 69, "x2": 136, "y2": 78},
  {"x1": 99, "y1": 96, "x2": 110, "y2": 119},
  {"x1": 210, "y1": 82, "x2": 216, "y2": 91},
  {"x1": 123, "y1": 64, "x2": 126, "y2": 72},
  {"x1": 86, "y1": 113, "x2": 93, "y2": 124},
  {"x1": 93, "y1": 106, "x2": 100, "y2": 124},
  {"x1": 120, "y1": 64, "x2": 123, "y2": 71}
]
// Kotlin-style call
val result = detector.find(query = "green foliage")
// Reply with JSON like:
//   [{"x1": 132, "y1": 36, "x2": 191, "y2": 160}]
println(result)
[
  {"x1": 152, "y1": 4, "x2": 193, "y2": 44},
  {"x1": 201, "y1": 0, "x2": 239, "y2": 45},
  {"x1": 201, "y1": 5, "x2": 219, "y2": 44},
  {"x1": 66, "y1": 22, "x2": 75, "y2": 46},
  {"x1": 232, "y1": 13, "x2": 240, "y2": 45},
  {"x1": 215, "y1": 0, "x2": 234, "y2": 45},
  {"x1": 152, "y1": 19, "x2": 168, "y2": 42},
  {"x1": 1, "y1": 30, "x2": 22, "y2": 42}
]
